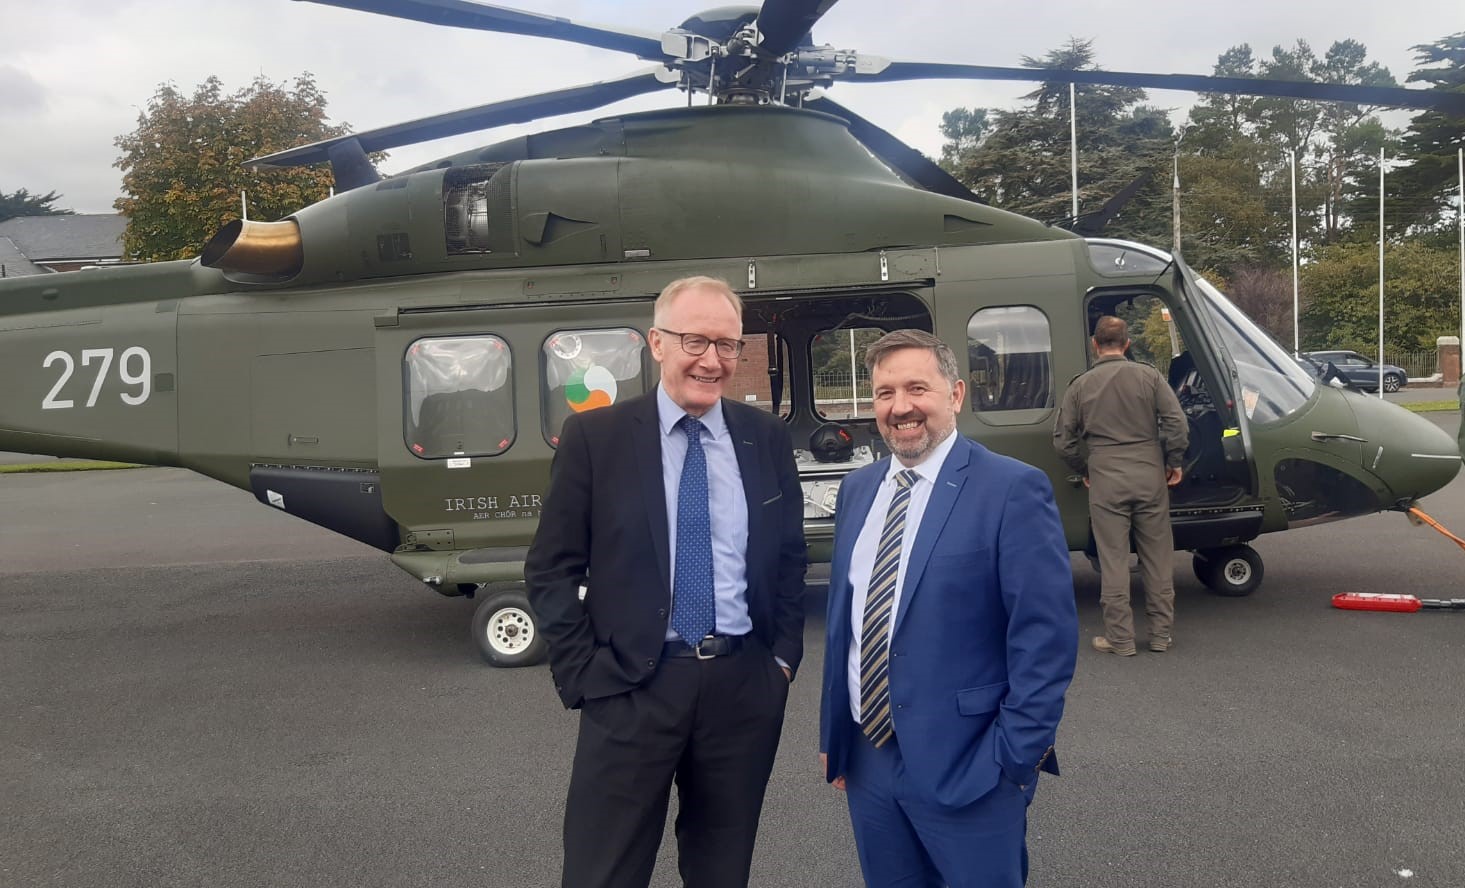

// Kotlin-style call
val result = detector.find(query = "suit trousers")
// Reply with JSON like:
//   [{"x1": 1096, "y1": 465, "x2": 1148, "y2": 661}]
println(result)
[
  {"x1": 1088, "y1": 453, "x2": 1175, "y2": 649},
  {"x1": 560, "y1": 640, "x2": 790, "y2": 888},
  {"x1": 845, "y1": 729, "x2": 1028, "y2": 888}
]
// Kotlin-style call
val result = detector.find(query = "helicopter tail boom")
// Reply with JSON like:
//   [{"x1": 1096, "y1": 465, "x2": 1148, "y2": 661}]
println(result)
[{"x1": 0, "y1": 264, "x2": 189, "y2": 466}]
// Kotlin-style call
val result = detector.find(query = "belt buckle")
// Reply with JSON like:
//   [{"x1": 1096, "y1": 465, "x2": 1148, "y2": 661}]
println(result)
[{"x1": 693, "y1": 636, "x2": 717, "y2": 660}]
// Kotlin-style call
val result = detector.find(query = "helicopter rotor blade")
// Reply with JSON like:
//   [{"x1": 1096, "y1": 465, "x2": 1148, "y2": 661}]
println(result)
[
  {"x1": 848, "y1": 60, "x2": 1465, "y2": 115},
  {"x1": 297, "y1": 0, "x2": 667, "y2": 59},
  {"x1": 248, "y1": 68, "x2": 676, "y2": 169},
  {"x1": 1056, "y1": 170, "x2": 1154, "y2": 236},
  {"x1": 803, "y1": 94, "x2": 982, "y2": 204},
  {"x1": 755, "y1": 0, "x2": 841, "y2": 57}
]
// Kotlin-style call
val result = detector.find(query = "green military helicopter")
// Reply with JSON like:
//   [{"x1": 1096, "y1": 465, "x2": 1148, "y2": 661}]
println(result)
[{"x1": 2, "y1": 0, "x2": 1461, "y2": 666}]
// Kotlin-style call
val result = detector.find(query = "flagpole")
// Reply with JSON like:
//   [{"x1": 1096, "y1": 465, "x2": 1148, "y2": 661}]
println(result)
[
  {"x1": 1291, "y1": 149, "x2": 1300, "y2": 356},
  {"x1": 1378, "y1": 147, "x2": 1385, "y2": 401},
  {"x1": 1070, "y1": 83, "x2": 1079, "y2": 221}
]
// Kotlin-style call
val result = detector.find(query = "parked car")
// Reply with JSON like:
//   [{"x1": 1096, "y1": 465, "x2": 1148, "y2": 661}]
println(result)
[{"x1": 1301, "y1": 350, "x2": 1408, "y2": 392}]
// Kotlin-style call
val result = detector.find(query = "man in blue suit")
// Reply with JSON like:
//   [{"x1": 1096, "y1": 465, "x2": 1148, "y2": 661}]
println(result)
[{"x1": 819, "y1": 329, "x2": 1078, "y2": 887}]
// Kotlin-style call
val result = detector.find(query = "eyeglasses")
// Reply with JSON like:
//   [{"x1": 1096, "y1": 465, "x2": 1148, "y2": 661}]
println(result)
[{"x1": 655, "y1": 328, "x2": 745, "y2": 359}]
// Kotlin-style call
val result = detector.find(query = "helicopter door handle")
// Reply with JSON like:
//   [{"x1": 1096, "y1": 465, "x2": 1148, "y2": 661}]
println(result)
[{"x1": 1310, "y1": 432, "x2": 1366, "y2": 443}]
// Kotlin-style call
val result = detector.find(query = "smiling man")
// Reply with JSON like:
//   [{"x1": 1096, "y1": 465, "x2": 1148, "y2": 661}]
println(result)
[
  {"x1": 819, "y1": 329, "x2": 1077, "y2": 888},
  {"x1": 525, "y1": 276, "x2": 806, "y2": 888}
]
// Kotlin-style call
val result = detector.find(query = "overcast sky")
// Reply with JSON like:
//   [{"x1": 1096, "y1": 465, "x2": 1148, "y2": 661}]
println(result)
[{"x1": 1, "y1": 0, "x2": 1455, "y2": 215}]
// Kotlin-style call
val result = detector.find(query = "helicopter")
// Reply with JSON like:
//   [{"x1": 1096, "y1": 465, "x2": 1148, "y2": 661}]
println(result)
[{"x1": 2, "y1": 0, "x2": 1461, "y2": 667}]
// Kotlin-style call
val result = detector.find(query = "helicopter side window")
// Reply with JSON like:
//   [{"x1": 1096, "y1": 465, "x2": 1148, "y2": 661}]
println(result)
[
  {"x1": 542, "y1": 328, "x2": 649, "y2": 447},
  {"x1": 723, "y1": 334, "x2": 793, "y2": 419},
  {"x1": 967, "y1": 306, "x2": 1053, "y2": 412},
  {"x1": 404, "y1": 335, "x2": 514, "y2": 459},
  {"x1": 810, "y1": 327, "x2": 887, "y2": 421}
]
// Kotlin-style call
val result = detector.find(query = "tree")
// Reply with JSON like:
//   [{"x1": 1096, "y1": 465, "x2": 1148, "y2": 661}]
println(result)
[
  {"x1": 1299, "y1": 240, "x2": 1460, "y2": 351},
  {"x1": 114, "y1": 74, "x2": 362, "y2": 262},
  {"x1": 1225, "y1": 266, "x2": 1296, "y2": 345},
  {"x1": 939, "y1": 39, "x2": 1175, "y2": 245},
  {"x1": 938, "y1": 108, "x2": 989, "y2": 167},
  {"x1": 1388, "y1": 32, "x2": 1465, "y2": 236},
  {"x1": 0, "y1": 188, "x2": 74, "y2": 223},
  {"x1": 1180, "y1": 39, "x2": 1402, "y2": 264}
]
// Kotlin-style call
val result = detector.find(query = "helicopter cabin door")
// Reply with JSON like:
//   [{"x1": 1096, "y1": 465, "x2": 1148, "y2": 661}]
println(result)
[{"x1": 928, "y1": 241, "x2": 1094, "y2": 548}]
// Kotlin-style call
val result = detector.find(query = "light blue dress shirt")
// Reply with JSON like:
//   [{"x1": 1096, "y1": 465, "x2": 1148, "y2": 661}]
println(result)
[{"x1": 656, "y1": 385, "x2": 752, "y2": 641}]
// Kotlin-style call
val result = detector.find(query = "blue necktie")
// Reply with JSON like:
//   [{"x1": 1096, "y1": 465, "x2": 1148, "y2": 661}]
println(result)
[
  {"x1": 860, "y1": 469, "x2": 919, "y2": 748},
  {"x1": 672, "y1": 415, "x2": 716, "y2": 643}
]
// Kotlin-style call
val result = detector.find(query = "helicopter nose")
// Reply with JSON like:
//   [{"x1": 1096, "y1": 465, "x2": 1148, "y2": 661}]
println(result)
[{"x1": 1349, "y1": 395, "x2": 1461, "y2": 505}]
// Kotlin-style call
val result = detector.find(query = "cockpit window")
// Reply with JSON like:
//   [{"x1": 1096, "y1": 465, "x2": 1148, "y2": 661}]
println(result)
[
  {"x1": 404, "y1": 335, "x2": 515, "y2": 458},
  {"x1": 1086, "y1": 240, "x2": 1172, "y2": 276},
  {"x1": 1190, "y1": 277, "x2": 1315, "y2": 423},
  {"x1": 967, "y1": 306, "x2": 1054, "y2": 412},
  {"x1": 542, "y1": 328, "x2": 649, "y2": 447}
]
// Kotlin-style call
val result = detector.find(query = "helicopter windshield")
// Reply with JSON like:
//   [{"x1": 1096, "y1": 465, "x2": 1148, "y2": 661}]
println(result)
[{"x1": 1187, "y1": 276, "x2": 1315, "y2": 424}]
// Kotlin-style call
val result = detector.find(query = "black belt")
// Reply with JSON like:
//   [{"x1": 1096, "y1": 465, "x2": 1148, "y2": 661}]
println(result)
[{"x1": 662, "y1": 634, "x2": 747, "y2": 660}]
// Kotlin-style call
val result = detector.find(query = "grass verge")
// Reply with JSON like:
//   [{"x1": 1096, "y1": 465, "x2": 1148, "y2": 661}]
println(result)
[
  {"x1": 0, "y1": 461, "x2": 142, "y2": 474},
  {"x1": 1401, "y1": 400, "x2": 1461, "y2": 413}
]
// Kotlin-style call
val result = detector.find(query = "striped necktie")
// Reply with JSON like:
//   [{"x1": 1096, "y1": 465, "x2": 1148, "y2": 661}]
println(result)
[{"x1": 859, "y1": 469, "x2": 919, "y2": 748}]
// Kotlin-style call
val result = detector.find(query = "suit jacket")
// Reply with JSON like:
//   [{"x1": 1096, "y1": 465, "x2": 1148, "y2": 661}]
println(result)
[
  {"x1": 819, "y1": 435, "x2": 1078, "y2": 807},
  {"x1": 525, "y1": 391, "x2": 807, "y2": 709}
]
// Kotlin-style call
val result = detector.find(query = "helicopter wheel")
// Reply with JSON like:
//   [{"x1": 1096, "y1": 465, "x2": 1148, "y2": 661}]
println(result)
[
  {"x1": 1193, "y1": 545, "x2": 1263, "y2": 597},
  {"x1": 471, "y1": 587, "x2": 548, "y2": 668}
]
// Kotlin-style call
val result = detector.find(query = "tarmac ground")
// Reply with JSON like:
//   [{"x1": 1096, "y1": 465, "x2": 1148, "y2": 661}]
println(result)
[{"x1": 2, "y1": 413, "x2": 1464, "y2": 887}]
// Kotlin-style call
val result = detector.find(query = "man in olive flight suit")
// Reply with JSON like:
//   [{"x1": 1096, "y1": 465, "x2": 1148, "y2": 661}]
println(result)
[{"x1": 1054, "y1": 316, "x2": 1188, "y2": 656}]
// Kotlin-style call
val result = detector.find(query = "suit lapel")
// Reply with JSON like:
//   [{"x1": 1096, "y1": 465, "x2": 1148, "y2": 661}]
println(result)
[
  {"x1": 721, "y1": 402, "x2": 764, "y2": 572},
  {"x1": 721, "y1": 401, "x2": 763, "y2": 518},
  {"x1": 631, "y1": 394, "x2": 672, "y2": 597},
  {"x1": 894, "y1": 437, "x2": 972, "y2": 634}
]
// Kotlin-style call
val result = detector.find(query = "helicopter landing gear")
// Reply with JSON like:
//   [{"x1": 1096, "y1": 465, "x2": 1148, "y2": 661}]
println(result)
[
  {"x1": 1193, "y1": 545, "x2": 1264, "y2": 597},
  {"x1": 470, "y1": 586, "x2": 548, "y2": 668}
]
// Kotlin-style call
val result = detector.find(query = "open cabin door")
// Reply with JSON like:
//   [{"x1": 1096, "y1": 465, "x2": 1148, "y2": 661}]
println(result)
[{"x1": 1170, "y1": 259, "x2": 1259, "y2": 498}]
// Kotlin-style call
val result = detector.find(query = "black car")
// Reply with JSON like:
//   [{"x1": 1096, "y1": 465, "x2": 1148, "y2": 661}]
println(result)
[{"x1": 1301, "y1": 350, "x2": 1408, "y2": 393}]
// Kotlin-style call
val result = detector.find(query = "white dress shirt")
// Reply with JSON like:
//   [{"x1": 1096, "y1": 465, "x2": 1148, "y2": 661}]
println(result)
[{"x1": 847, "y1": 429, "x2": 961, "y2": 723}]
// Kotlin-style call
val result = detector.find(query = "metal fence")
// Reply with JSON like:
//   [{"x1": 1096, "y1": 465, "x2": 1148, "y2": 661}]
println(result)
[
  {"x1": 1383, "y1": 350, "x2": 1437, "y2": 379},
  {"x1": 812, "y1": 370, "x2": 870, "y2": 420}
]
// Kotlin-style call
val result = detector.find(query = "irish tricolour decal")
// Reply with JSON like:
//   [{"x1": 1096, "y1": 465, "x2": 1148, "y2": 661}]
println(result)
[{"x1": 565, "y1": 365, "x2": 617, "y2": 412}]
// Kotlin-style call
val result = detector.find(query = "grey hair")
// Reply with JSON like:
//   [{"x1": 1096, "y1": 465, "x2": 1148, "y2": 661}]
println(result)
[
  {"x1": 654, "y1": 276, "x2": 743, "y2": 327},
  {"x1": 864, "y1": 329, "x2": 960, "y2": 387}
]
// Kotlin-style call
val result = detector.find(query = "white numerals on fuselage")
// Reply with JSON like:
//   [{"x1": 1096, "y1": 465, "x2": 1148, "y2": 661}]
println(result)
[{"x1": 41, "y1": 347, "x2": 152, "y2": 410}]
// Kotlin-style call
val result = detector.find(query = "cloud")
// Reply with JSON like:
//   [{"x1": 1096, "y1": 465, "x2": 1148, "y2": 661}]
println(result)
[
  {"x1": 0, "y1": 65, "x2": 47, "y2": 116},
  {"x1": 0, "y1": 0, "x2": 1452, "y2": 215}
]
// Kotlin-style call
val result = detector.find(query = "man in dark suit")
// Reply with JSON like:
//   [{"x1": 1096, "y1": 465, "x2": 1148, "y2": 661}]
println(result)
[
  {"x1": 525, "y1": 276, "x2": 806, "y2": 888},
  {"x1": 819, "y1": 330, "x2": 1077, "y2": 887}
]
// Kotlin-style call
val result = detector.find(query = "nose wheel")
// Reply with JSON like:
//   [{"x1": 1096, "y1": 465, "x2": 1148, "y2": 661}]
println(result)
[
  {"x1": 1193, "y1": 545, "x2": 1264, "y2": 596},
  {"x1": 471, "y1": 586, "x2": 549, "y2": 667}
]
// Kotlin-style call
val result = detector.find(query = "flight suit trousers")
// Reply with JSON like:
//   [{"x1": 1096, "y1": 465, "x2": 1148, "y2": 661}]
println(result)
[{"x1": 1088, "y1": 455, "x2": 1175, "y2": 650}]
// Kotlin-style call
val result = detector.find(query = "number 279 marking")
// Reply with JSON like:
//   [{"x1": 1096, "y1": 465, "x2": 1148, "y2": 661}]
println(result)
[{"x1": 41, "y1": 347, "x2": 152, "y2": 410}]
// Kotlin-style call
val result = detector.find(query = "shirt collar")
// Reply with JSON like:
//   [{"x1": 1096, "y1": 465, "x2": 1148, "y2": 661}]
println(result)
[
  {"x1": 883, "y1": 427, "x2": 960, "y2": 488},
  {"x1": 656, "y1": 384, "x2": 727, "y2": 440}
]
